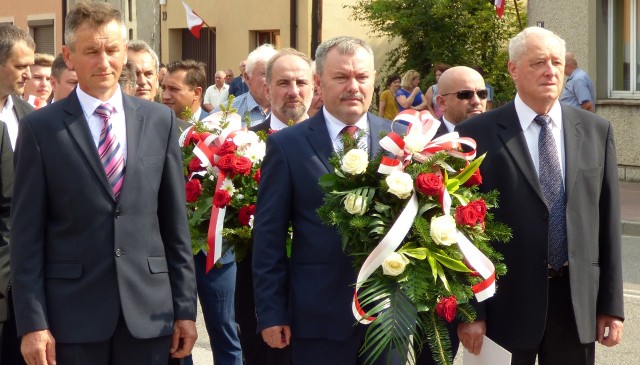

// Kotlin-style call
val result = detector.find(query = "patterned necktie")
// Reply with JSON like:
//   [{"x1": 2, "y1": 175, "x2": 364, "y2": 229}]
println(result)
[
  {"x1": 341, "y1": 125, "x2": 359, "y2": 137},
  {"x1": 534, "y1": 115, "x2": 568, "y2": 270},
  {"x1": 95, "y1": 103, "x2": 125, "y2": 198}
]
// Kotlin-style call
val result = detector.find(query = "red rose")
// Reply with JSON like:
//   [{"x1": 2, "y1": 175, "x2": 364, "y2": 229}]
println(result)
[
  {"x1": 232, "y1": 156, "x2": 253, "y2": 176},
  {"x1": 435, "y1": 296, "x2": 457, "y2": 323},
  {"x1": 415, "y1": 173, "x2": 444, "y2": 196},
  {"x1": 238, "y1": 204, "x2": 256, "y2": 226},
  {"x1": 185, "y1": 179, "x2": 202, "y2": 203},
  {"x1": 188, "y1": 156, "x2": 204, "y2": 173},
  {"x1": 468, "y1": 199, "x2": 487, "y2": 223},
  {"x1": 253, "y1": 168, "x2": 261, "y2": 184},
  {"x1": 463, "y1": 168, "x2": 482, "y2": 187},
  {"x1": 455, "y1": 204, "x2": 479, "y2": 227},
  {"x1": 218, "y1": 139, "x2": 237, "y2": 155},
  {"x1": 216, "y1": 154, "x2": 236, "y2": 173},
  {"x1": 213, "y1": 189, "x2": 232, "y2": 208}
]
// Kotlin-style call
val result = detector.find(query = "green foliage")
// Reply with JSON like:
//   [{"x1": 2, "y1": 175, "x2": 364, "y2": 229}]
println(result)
[{"x1": 349, "y1": 0, "x2": 527, "y2": 104}]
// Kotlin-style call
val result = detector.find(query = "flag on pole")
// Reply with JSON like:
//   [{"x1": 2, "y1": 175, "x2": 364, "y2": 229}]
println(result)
[
  {"x1": 182, "y1": 1, "x2": 204, "y2": 38},
  {"x1": 495, "y1": 0, "x2": 505, "y2": 18}
]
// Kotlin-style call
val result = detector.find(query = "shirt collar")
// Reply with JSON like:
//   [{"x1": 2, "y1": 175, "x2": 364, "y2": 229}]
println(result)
[
  {"x1": 323, "y1": 107, "x2": 369, "y2": 142},
  {"x1": 76, "y1": 85, "x2": 125, "y2": 121},
  {"x1": 441, "y1": 116, "x2": 457, "y2": 133},
  {"x1": 515, "y1": 93, "x2": 562, "y2": 131},
  {"x1": 1, "y1": 95, "x2": 14, "y2": 115},
  {"x1": 270, "y1": 113, "x2": 291, "y2": 131}
]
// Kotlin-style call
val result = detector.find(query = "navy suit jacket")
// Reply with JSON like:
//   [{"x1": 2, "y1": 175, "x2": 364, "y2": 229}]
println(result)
[
  {"x1": 10, "y1": 91, "x2": 197, "y2": 342},
  {"x1": 252, "y1": 110, "x2": 405, "y2": 340},
  {"x1": 456, "y1": 101, "x2": 624, "y2": 349}
]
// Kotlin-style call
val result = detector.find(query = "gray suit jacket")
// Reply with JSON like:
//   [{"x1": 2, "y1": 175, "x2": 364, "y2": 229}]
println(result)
[
  {"x1": 252, "y1": 111, "x2": 406, "y2": 340},
  {"x1": 456, "y1": 101, "x2": 624, "y2": 349},
  {"x1": 10, "y1": 91, "x2": 197, "y2": 342}
]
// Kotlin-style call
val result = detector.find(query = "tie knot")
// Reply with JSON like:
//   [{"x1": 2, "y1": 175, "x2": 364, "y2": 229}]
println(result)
[
  {"x1": 95, "y1": 103, "x2": 114, "y2": 120},
  {"x1": 341, "y1": 125, "x2": 359, "y2": 137},
  {"x1": 534, "y1": 114, "x2": 551, "y2": 127}
]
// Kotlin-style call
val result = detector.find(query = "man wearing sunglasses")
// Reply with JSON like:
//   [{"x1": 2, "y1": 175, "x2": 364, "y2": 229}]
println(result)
[{"x1": 434, "y1": 66, "x2": 487, "y2": 136}]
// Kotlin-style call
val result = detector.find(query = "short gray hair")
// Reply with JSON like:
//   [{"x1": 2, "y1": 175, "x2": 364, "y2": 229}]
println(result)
[
  {"x1": 0, "y1": 24, "x2": 35, "y2": 66},
  {"x1": 509, "y1": 26, "x2": 566, "y2": 63},
  {"x1": 314, "y1": 36, "x2": 373, "y2": 77},
  {"x1": 265, "y1": 48, "x2": 312, "y2": 84},
  {"x1": 128, "y1": 39, "x2": 160, "y2": 72},
  {"x1": 246, "y1": 44, "x2": 277, "y2": 77},
  {"x1": 64, "y1": 2, "x2": 126, "y2": 50}
]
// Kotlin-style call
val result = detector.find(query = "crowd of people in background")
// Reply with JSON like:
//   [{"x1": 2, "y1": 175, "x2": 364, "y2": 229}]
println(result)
[{"x1": 0, "y1": 2, "x2": 621, "y2": 365}]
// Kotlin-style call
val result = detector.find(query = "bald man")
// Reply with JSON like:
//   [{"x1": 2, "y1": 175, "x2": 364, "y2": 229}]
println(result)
[
  {"x1": 415, "y1": 66, "x2": 488, "y2": 365},
  {"x1": 434, "y1": 66, "x2": 487, "y2": 136},
  {"x1": 560, "y1": 52, "x2": 595, "y2": 112}
]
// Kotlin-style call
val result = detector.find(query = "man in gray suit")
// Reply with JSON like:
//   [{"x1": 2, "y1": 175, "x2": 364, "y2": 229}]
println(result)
[
  {"x1": 456, "y1": 26, "x2": 624, "y2": 364},
  {"x1": 10, "y1": 3, "x2": 197, "y2": 364},
  {"x1": 0, "y1": 23, "x2": 35, "y2": 364},
  {"x1": 252, "y1": 36, "x2": 405, "y2": 365}
]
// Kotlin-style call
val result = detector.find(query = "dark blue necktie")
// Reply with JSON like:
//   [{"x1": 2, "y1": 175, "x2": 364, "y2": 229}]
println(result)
[{"x1": 534, "y1": 115, "x2": 568, "y2": 270}]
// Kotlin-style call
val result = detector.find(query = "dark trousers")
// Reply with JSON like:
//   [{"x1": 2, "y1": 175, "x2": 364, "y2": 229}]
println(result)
[
  {"x1": 1, "y1": 289, "x2": 26, "y2": 365},
  {"x1": 510, "y1": 274, "x2": 595, "y2": 365},
  {"x1": 235, "y1": 253, "x2": 292, "y2": 365},
  {"x1": 56, "y1": 315, "x2": 172, "y2": 365},
  {"x1": 291, "y1": 325, "x2": 403, "y2": 365}
]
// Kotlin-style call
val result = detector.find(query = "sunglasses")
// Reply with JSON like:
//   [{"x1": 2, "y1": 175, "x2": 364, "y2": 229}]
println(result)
[{"x1": 441, "y1": 89, "x2": 488, "y2": 100}]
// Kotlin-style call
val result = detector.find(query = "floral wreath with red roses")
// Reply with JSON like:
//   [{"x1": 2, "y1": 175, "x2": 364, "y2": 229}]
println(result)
[
  {"x1": 180, "y1": 101, "x2": 266, "y2": 271},
  {"x1": 317, "y1": 110, "x2": 511, "y2": 365}
]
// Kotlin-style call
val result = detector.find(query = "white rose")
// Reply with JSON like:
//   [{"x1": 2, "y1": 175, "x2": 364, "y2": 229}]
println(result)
[
  {"x1": 341, "y1": 149, "x2": 369, "y2": 175},
  {"x1": 403, "y1": 133, "x2": 428, "y2": 153},
  {"x1": 382, "y1": 252, "x2": 409, "y2": 276},
  {"x1": 430, "y1": 215, "x2": 458, "y2": 246},
  {"x1": 344, "y1": 193, "x2": 368, "y2": 216},
  {"x1": 386, "y1": 171, "x2": 413, "y2": 199}
]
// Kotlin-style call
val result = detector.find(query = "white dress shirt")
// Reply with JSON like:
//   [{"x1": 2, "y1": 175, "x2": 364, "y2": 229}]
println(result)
[
  {"x1": 0, "y1": 96, "x2": 19, "y2": 150},
  {"x1": 76, "y1": 85, "x2": 128, "y2": 160},
  {"x1": 323, "y1": 108, "x2": 369, "y2": 152}
]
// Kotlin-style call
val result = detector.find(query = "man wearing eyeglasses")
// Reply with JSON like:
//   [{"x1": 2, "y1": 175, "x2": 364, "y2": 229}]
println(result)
[{"x1": 434, "y1": 66, "x2": 487, "y2": 136}]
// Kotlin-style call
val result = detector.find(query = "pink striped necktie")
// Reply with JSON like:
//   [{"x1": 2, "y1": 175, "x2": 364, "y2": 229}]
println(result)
[{"x1": 94, "y1": 103, "x2": 125, "y2": 198}]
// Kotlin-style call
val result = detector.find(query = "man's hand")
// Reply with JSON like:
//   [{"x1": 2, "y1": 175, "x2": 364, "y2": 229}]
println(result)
[
  {"x1": 457, "y1": 320, "x2": 486, "y2": 355},
  {"x1": 261, "y1": 325, "x2": 291, "y2": 349},
  {"x1": 170, "y1": 319, "x2": 198, "y2": 358},
  {"x1": 21, "y1": 329, "x2": 56, "y2": 365},
  {"x1": 597, "y1": 314, "x2": 623, "y2": 347}
]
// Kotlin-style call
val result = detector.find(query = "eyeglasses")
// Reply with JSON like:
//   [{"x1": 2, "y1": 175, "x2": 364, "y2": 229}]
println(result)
[{"x1": 441, "y1": 89, "x2": 488, "y2": 100}]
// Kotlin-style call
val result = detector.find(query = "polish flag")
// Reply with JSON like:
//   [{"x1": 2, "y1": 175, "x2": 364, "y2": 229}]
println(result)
[
  {"x1": 182, "y1": 1, "x2": 204, "y2": 38},
  {"x1": 495, "y1": 0, "x2": 505, "y2": 18}
]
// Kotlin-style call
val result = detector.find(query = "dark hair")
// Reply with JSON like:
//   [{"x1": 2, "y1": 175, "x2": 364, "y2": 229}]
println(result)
[
  {"x1": 51, "y1": 53, "x2": 69, "y2": 80},
  {"x1": 386, "y1": 73, "x2": 401, "y2": 87},
  {"x1": 432, "y1": 63, "x2": 452, "y2": 75},
  {"x1": 65, "y1": 2, "x2": 125, "y2": 50},
  {"x1": 0, "y1": 24, "x2": 35, "y2": 66},
  {"x1": 166, "y1": 59, "x2": 207, "y2": 91},
  {"x1": 315, "y1": 36, "x2": 373, "y2": 76}
]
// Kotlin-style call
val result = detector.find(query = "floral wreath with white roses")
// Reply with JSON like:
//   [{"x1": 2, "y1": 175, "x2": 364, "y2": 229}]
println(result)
[{"x1": 317, "y1": 110, "x2": 511, "y2": 365}]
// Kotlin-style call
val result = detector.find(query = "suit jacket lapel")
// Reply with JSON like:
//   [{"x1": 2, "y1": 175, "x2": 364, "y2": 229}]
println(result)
[
  {"x1": 562, "y1": 106, "x2": 582, "y2": 199},
  {"x1": 305, "y1": 113, "x2": 333, "y2": 172},
  {"x1": 496, "y1": 103, "x2": 546, "y2": 203},
  {"x1": 62, "y1": 93, "x2": 115, "y2": 199},
  {"x1": 120, "y1": 95, "x2": 143, "y2": 200},
  {"x1": 368, "y1": 112, "x2": 386, "y2": 158}
]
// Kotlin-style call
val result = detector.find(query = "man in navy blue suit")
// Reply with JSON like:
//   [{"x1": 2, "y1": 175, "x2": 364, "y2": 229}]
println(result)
[{"x1": 252, "y1": 36, "x2": 405, "y2": 365}]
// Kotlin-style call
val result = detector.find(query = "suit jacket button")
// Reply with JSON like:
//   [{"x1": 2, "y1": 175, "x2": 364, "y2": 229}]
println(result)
[
  {"x1": 114, "y1": 212, "x2": 120, "y2": 219},
  {"x1": 115, "y1": 248, "x2": 122, "y2": 257}
]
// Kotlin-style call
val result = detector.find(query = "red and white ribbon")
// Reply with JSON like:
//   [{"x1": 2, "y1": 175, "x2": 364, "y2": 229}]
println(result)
[{"x1": 352, "y1": 192, "x2": 419, "y2": 324}]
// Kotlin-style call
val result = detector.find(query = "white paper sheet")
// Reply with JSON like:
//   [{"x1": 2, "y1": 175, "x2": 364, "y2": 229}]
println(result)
[{"x1": 463, "y1": 335, "x2": 511, "y2": 365}]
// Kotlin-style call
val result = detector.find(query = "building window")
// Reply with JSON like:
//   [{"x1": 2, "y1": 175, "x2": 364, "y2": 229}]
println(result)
[
  {"x1": 609, "y1": 0, "x2": 640, "y2": 97},
  {"x1": 28, "y1": 18, "x2": 55, "y2": 55},
  {"x1": 255, "y1": 31, "x2": 280, "y2": 48}
]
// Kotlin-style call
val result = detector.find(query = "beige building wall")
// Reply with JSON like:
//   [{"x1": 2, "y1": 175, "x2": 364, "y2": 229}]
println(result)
[
  {"x1": 160, "y1": 0, "x2": 395, "y2": 80},
  {"x1": 0, "y1": 2, "x2": 63, "y2": 56}
]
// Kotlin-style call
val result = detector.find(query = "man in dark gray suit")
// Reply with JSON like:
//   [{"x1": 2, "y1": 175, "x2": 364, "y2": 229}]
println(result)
[
  {"x1": 10, "y1": 3, "x2": 197, "y2": 364},
  {"x1": 252, "y1": 36, "x2": 405, "y2": 365},
  {"x1": 0, "y1": 23, "x2": 35, "y2": 365},
  {"x1": 456, "y1": 26, "x2": 624, "y2": 364}
]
